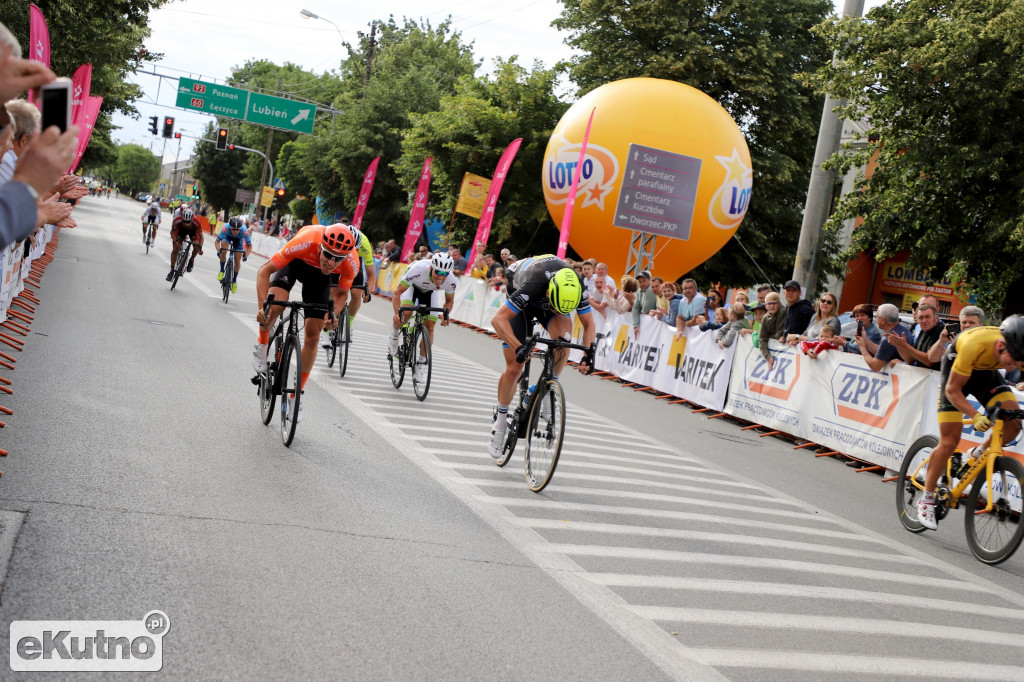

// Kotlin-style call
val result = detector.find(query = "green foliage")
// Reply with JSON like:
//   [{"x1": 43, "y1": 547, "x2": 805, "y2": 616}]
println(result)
[
  {"x1": 0, "y1": 0, "x2": 171, "y2": 168},
  {"x1": 288, "y1": 197, "x2": 315, "y2": 223},
  {"x1": 191, "y1": 123, "x2": 247, "y2": 213},
  {"x1": 809, "y1": 0, "x2": 1024, "y2": 314},
  {"x1": 110, "y1": 143, "x2": 160, "y2": 195},
  {"x1": 554, "y1": 0, "x2": 833, "y2": 286}
]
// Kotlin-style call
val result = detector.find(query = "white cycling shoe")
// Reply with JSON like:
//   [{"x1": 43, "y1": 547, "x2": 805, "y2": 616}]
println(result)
[
  {"x1": 252, "y1": 343, "x2": 268, "y2": 373},
  {"x1": 488, "y1": 427, "x2": 506, "y2": 460}
]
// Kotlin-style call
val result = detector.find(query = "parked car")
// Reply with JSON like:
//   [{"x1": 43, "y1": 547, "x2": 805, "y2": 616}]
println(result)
[{"x1": 136, "y1": 192, "x2": 151, "y2": 203}]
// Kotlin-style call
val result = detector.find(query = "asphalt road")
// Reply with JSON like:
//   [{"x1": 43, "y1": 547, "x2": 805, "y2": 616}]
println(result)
[{"x1": 1, "y1": 195, "x2": 1022, "y2": 680}]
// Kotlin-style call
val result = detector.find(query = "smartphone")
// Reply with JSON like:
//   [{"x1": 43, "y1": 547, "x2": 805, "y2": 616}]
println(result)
[
  {"x1": 946, "y1": 320, "x2": 960, "y2": 337},
  {"x1": 857, "y1": 320, "x2": 864, "y2": 336},
  {"x1": 40, "y1": 78, "x2": 73, "y2": 133}
]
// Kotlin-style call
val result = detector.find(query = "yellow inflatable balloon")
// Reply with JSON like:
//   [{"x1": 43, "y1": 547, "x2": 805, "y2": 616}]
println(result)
[{"x1": 543, "y1": 78, "x2": 752, "y2": 282}]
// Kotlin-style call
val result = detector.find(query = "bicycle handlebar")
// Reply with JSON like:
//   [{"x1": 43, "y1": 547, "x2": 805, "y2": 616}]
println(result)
[
  {"x1": 262, "y1": 294, "x2": 334, "y2": 324},
  {"x1": 398, "y1": 305, "x2": 449, "y2": 320},
  {"x1": 525, "y1": 334, "x2": 595, "y2": 355}
]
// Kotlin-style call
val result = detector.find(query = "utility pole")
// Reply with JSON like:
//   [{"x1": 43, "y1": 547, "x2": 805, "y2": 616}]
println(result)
[
  {"x1": 362, "y1": 20, "x2": 377, "y2": 99},
  {"x1": 792, "y1": 0, "x2": 865, "y2": 296}
]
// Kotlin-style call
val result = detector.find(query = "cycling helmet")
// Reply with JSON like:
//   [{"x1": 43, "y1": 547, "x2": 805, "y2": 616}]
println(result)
[
  {"x1": 347, "y1": 225, "x2": 363, "y2": 244},
  {"x1": 181, "y1": 207, "x2": 194, "y2": 223},
  {"x1": 547, "y1": 267, "x2": 582, "y2": 314},
  {"x1": 322, "y1": 223, "x2": 356, "y2": 254},
  {"x1": 999, "y1": 315, "x2": 1024, "y2": 362},
  {"x1": 228, "y1": 216, "x2": 243, "y2": 230},
  {"x1": 431, "y1": 252, "x2": 454, "y2": 273}
]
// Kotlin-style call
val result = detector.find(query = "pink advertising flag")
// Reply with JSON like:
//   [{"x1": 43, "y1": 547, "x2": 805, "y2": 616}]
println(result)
[
  {"x1": 27, "y1": 4, "x2": 51, "y2": 107},
  {"x1": 400, "y1": 157, "x2": 433, "y2": 263},
  {"x1": 68, "y1": 96, "x2": 102, "y2": 174},
  {"x1": 71, "y1": 64, "x2": 93, "y2": 127},
  {"x1": 556, "y1": 107, "x2": 596, "y2": 259},
  {"x1": 465, "y1": 138, "x2": 523, "y2": 268},
  {"x1": 351, "y1": 156, "x2": 380, "y2": 229}
]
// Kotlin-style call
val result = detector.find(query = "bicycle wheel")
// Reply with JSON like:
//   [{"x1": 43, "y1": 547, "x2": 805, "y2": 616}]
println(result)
[
  {"x1": 259, "y1": 331, "x2": 281, "y2": 425},
  {"x1": 222, "y1": 268, "x2": 231, "y2": 303},
  {"x1": 896, "y1": 435, "x2": 937, "y2": 533},
  {"x1": 390, "y1": 328, "x2": 407, "y2": 389},
  {"x1": 524, "y1": 379, "x2": 566, "y2": 492},
  {"x1": 338, "y1": 309, "x2": 350, "y2": 378},
  {"x1": 412, "y1": 323, "x2": 432, "y2": 401},
  {"x1": 145, "y1": 225, "x2": 154, "y2": 254},
  {"x1": 280, "y1": 333, "x2": 302, "y2": 447},
  {"x1": 170, "y1": 244, "x2": 188, "y2": 291},
  {"x1": 964, "y1": 455, "x2": 1024, "y2": 565},
  {"x1": 325, "y1": 313, "x2": 340, "y2": 368}
]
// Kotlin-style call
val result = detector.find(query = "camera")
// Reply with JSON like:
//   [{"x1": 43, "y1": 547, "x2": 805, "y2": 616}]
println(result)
[{"x1": 40, "y1": 78, "x2": 72, "y2": 133}]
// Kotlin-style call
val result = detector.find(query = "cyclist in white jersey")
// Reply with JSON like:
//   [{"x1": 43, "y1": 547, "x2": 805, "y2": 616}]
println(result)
[
  {"x1": 141, "y1": 200, "x2": 161, "y2": 243},
  {"x1": 388, "y1": 252, "x2": 456, "y2": 383}
]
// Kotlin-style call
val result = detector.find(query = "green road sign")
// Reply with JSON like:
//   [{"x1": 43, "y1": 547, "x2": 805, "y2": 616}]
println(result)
[
  {"x1": 176, "y1": 78, "x2": 247, "y2": 119},
  {"x1": 246, "y1": 92, "x2": 315, "y2": 134}
]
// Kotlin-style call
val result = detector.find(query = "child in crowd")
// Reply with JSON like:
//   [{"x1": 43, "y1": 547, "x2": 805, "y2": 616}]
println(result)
[
  {"x1": 715, "y1": 304, "x2": 751, "y2": 349},
  {"x1": 800, "y1": 325, "x2": 841, "y2": 359},
  {"x1": 739, "y1": 301, "x2": 768, "y2": 346}
]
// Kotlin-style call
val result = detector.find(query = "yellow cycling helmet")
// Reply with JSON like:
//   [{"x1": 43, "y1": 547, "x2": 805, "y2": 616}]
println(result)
[{"x1": 548, "y1": 267, "x2": 582, "y2": 314}]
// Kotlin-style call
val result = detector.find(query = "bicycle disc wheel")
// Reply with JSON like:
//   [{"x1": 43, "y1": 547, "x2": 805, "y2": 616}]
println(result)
[
  {"x1": 280, "y1": 334, "x2": 302, "y2": 447},
  {"x1": 390, "y1": 329, "x2": 406, "y2": 389},
  {"x1": 524, "y1": 379, "x2": 566, "y2": 492},
  {"x1": 896, "y1": 435, "x2": 937, "y2": 533},
  {"x1": 259, "y1": 333, "x2": 281, "y2": 425},
  {"x1": 338, "y1": 310, "x2": 350, "y2": 378},
  {"x1": 412, "y1": 323, "x2": 432, "y2": 401},
  {"x1": 964, "y1": 455, "x2": 1024, "y2": 565}
]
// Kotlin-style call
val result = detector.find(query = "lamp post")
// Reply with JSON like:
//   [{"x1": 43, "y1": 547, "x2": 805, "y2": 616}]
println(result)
[{"x1": 300, "y1": 9, "x2": 343, "y2": 40}]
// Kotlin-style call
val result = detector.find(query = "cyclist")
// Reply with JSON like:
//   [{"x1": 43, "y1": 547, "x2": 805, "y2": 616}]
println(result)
[
  {"x1": 917, "y1": 316, "x2": 1024, "y2": 529},
  {"x1": 166, "y1": 207, "x2": 204, "y2": 281},
  {"x1": 215, "y1": 217, "x2": 252, "y2": 293},
  {"x1": 487, "y1": 255, "x2": 596, "y2": 458},
  {"x1": 141, "y1": 199, "x2": 161, "y2": 243},
  {"x1": 252, "y1": 224, "x2": 358, "y2": 421},
  {"x1": 388, "y1": 252, "x2": 456, "y2": 383},
  {"x1": 344, "y1": 221, "x2": 375, "y2": 332}
]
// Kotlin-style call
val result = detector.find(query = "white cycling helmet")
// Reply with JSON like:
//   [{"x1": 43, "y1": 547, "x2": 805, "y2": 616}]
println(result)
[
  {"x1": 348, "y1": 225, "x2": 362, "y2": 244},
  {"x1": 181, "y1": 207, "x2": 194, "y2": 222},
  {"x1": 431, "y1": 251, "x2": 455, "y2": 273}
]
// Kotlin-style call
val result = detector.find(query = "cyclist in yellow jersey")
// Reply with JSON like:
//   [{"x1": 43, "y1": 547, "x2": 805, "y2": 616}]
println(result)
[{"x1": 917, "y1": 317, "x2": 1024, "y2": 529}]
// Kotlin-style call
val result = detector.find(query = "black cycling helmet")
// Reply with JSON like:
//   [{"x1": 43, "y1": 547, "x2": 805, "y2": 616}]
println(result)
[{"x1": 999, "y1": 315, "x2": 1024, "y2": 362}]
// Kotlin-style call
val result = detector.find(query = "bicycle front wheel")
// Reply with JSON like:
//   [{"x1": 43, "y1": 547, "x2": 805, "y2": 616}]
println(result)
[
  {"x1": 964, "y1": 455, "x2": 1024, "y2": 565},
  {"x1": 222, "y1": 272, "x2": 231, "y2": 304},
  {"x1": 280, "y1": 334, "x2": 302, "y2": 447},
  {"x1": 896, "y1": 435, "x2": 937, "y2": 533},
  {"x1": 412, "y1": 323, "x2": 432, "y2": 401},
  {"x1": 145, "y1": 225, "x2": 154, "y2": 254},
  {"x1": 338, "y1": 310, "x2": 350, "y2": 378},
  {"x1": 390, "y1": 329, "x2": 407, "y2": 389},
  {"x1": 524, "y1": 379, "x2": 566, "y2": 492},
  {"x1": 325, "y1": 314, "x2": 340, "y2": 368},
  {"x1": 170, "y1": 244, "x2": 188, "y2": 291},
  {"x1": 259, "y1": 332, "x2": 281, "y2": 425}
]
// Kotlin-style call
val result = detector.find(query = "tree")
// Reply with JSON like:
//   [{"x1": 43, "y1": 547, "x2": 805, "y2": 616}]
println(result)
[
  {"x1": 809, "y1": 0, "x2": 1024, "y2": 314},
  {"x1": 110, "y1": 143, "x2": 160, "y2": 196},
  {"x1": 553, "y1": 0, "x2": 833, "y2": 286},
  {"x1": 191, "y1": 123, "x2": 247, "y2": 214}
]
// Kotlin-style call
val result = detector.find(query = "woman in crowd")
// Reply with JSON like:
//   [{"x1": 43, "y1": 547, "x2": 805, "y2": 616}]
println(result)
[
  {"x1": 697, "y1": 290, "x2": 724, "y2": 331},
  {"x1": 610, "y1": 276, "x2": 638, "y2": 314},
  {"x1": 786, "y1": 291, "x2": 841, "y2": 345}
]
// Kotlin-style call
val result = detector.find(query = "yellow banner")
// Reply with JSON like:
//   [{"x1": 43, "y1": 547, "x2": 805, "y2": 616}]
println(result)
[
  {"x1": 260, "y1": 186, "x2": 274, "y2": 208},
  {"x1": 454, "y1": 173, "x2": 491, "y2": 219}
]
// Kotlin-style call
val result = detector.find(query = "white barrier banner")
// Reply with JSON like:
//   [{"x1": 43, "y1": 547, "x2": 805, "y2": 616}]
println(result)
[
  {"x1": 653, "y1": 322, "x2": 736, "y2": 411},
  {"x1": 450, "y1": 276, "x2": 489, "y2": 326},
  {"x1": 724, "y1": 336, "x2": 931, "y2": 469}
]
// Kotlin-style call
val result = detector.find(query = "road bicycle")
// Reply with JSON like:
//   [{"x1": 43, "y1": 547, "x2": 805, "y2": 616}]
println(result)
[
  {"x1": 256, "y1": 294, "x2": 333, "y2": 447},
  {"x1": 324, "y1": 283, "x2": 367, "y2": 377},
  {"x1": 897, "y1": 405, "x2": 1024, "y2": 564},
  {"x1": 143, "y1": 220, "x2": 157, "y2": 255},
  {"x1": 218, "y1": 246, "x2": 246, "y2": 304},
  {"x1": 169, "y1": 236, "x2": 197, "y2": 291},
  {"x1": 388, "y1": 304, "x2": 448, "y2": 401},
  {"x1": 495, "y1": 334, "x2": 595, "y2": 492}
]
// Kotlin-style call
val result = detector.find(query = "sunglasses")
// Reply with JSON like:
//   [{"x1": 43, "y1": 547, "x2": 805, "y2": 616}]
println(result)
[
  {"x1": 320, "y1": 247, "x2": 345, "y2": 262},
  {"x1": 433, "y1": 268, "x2": 450, "y2": 277},
  {"x1": 820, "y1": 299, "x2": 834, "y2": 304}
]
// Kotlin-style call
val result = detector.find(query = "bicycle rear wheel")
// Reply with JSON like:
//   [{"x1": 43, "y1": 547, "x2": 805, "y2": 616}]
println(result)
[
  {"x1": 280, "y1": 333, "x2": 302, "y2": 447},
  {"x1": 222, "y1": 269, "x2": 231, "y2": 303},
  {"x1": 259, "y1": 332, "x2": 281, "y2": 425},
  {"x1": 964, "y1": 455, "x2": 1024, "y2": 565},
  {"x1": 412, "y1": 323, "x2": 432, "y2": 401},
  {"x1": 896, "y1": 435, "x2": 937, "y2": 533},
  {"x1": 390, "y1": 328, "x2": 407, "y2": 389},
  {"x1": 338, "y1": 309, "x2": 350, "y2": 378},
  {"x1": 524, "y1": 379, "x2": 566, "y2": 492}
]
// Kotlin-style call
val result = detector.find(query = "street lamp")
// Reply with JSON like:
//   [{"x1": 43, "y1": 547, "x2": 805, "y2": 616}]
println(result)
[{"x1": 300, "y1": 8, "x2": 343, "y2": 40}]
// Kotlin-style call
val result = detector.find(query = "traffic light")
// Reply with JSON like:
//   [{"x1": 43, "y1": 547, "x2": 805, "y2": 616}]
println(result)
[
  {"x1": 162, "y1": 117, "x2": 174, "y2": 138},
  {"x1": 148, "y1": 116, "x2": 158, "y2": 135},
  {"x1": 174, "y1": 132, "x2": 181, "y2": 140},
  {"x1": 216, "y1": 128, "x2": 228, "y2": 150},
  {"x1": 227, "y1": 143, "x2": 235, "y2": 151},
  {"x1": 192, "y1": 183, "x2": 200, "y2": 200}
]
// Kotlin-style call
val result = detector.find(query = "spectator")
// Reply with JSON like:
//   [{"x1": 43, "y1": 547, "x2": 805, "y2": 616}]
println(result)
[
  {"x1": 594, "y1": 262, "x2": 616, "y2": 290},
  {"x1": 572, "y1": 262, "x2": 585, "y2": 280},
  {"x1": 786, "y1": 291, "x2": 841, "y2": 346},
  {"x1": 674, "y1": 278, "x2": 706, "y2": 334},
  {"x1": 800, "y1": 326, "x2": 841, "y2": 359},
  {"x1": 417, "y1": 244, "x2": 430, "y2": 261},
  {"x1": 469, "y1": 253, "x2": 488, "y2": 279},
  {"x1": 697, "y1": 289, "x2": 724, "y2": 331},
  {"x1": 4, "y1": 99, "x2": 74, "y2": 229},
  {"x1": 739, "y1": 301, "x2": 768, "y2": 345},
  {"x1": 611, "y1": 275, "x2": 638, "y2": 315},
  {"x1": 912, "y1": 294, "x2": 941, "y2": 337},
  {"x1": 756, "y1": 284, "x2": 772, "y2": 304},
  {"x1": 733, "y1": 290, "x2": 750, "y2": 308},
  {"x1": 385, "y1": 238, "x2": 400, "y2": 263},
  {"x1": 450, "y1": 247, "x2": 467, "y2": 276},
  {"x1": 857, "y1": 303, "x2": 911, "y2": 372},
  {"x1": 889, "y1": 302, "x2": 944, "y2": 369},
  {"x1": 484, "y1": 253, "x2": 499, "y2": 279},
  {"x1": 715, "y1": 303, "x2": 751, "y2": 349},
  {"x1": 758, "y1": 292, "x2": 787, "y2": 368},
  {"x1": 781, "y1": 279, "x2": 815, "y2": 340},
  {"x1": 488, "y1": 265, "x2": 505, "y2": 291},
  {"x1": 652, "y1": 281, "x2": 677, "y2": 319},
  {"x1": 590, "y1": 276, "x2": 610, "y2": 315},
  {"x1": 631, "y1": 270, "x2": 658, "y2": 334},
  {"x1": 841, "y1": 303, "x2": 882, "y2": 355},
  {"x1": 499, "y1": 248, "x2": 512, "y2": 267},
  {"x1": 507, "y1": 254, "x2": 517, "y2": 267},
  {"x1": 926, "y1": 304, "x2": 984, "y2": 366},
  {"x1": 653, "y1": 277, "x2": 670, "y2": 311}
]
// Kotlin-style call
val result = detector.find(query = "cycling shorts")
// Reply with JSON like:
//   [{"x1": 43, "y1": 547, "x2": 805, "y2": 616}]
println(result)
[
  {"x1": 174, "y1": 224, "x2": 201, "y2": 241},
  {"x1": 269, "y1": 260, "x2": 339, "y2": 306},
  {"x1": 144, "y1": 215, "x2": 158, "y2": 225},
  {"x1": 400, "y1": 286, "x2": 442, "y2": 321},
  {"x1": 937, "y1": 352, "x2": 1014, "y2": 424},
  {"x1": 220, "y1": 234, "x2": 247, "y2": 251},
  {"x1": 504, "y1": 306, "x2": 560, "y2": 348},
  {"x1": 351, "y1": 265, "x2": 366, "y2": 290}
]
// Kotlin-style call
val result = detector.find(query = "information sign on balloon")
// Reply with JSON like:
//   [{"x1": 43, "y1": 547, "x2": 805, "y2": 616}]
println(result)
[{"x1": 543, "y1": 78, "x2": 752, "y2": 281}]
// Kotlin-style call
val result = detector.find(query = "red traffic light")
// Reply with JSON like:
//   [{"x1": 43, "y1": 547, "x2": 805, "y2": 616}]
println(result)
[
  {"x1": 164, "y1": 117, "x2": 173, "y2": 126},
  {"x1": 275, "y1": 188, "x2": 285, "y2": 197},
  {"x1": 216, "y1": 127, "x2": 228, "y2": 150},
  {"x1": 227, "y1": 144, "x2": 235, "y2": 151},
  {"x1": 174, "y1": 132, "x2": 181, "y2": 139}
]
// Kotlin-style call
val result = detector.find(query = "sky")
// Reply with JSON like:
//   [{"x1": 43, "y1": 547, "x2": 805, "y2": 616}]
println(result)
[{"x1": 114, "y1": 0, "x2": 882, "y2": 165}]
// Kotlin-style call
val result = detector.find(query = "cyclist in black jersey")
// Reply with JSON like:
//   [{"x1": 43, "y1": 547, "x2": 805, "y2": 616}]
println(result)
[{"x1": 487, "y1": 255, "x2": 596, "y2": 458}]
